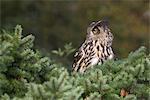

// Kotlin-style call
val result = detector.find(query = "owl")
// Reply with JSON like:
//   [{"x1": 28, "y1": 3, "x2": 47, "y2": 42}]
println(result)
[{"x1": 72, "y1": 20, "x2": 114, "y2": 73}]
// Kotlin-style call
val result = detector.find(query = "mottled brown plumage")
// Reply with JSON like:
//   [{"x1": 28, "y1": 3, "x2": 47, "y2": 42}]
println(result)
[{"x1": 72, "y1": 20, "x2": 114, "y2": 73}]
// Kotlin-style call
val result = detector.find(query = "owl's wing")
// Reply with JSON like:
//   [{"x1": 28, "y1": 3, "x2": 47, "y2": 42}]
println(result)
[{"x1": 72, "y1": 48, "x2": 85, "y2": 72}]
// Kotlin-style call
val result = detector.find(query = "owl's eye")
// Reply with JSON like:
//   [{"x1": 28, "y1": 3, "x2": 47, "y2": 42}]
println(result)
[{"x1": 92, "y1": 27, "x2": 100, "y2": 35}]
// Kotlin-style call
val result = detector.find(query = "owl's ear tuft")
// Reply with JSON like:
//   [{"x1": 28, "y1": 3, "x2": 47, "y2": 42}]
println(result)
[
  {"x1": 89, "y1": 21, "x2": 96, "y2": 26},
  {"x1": 97, "y1": 20, "x2": 109, "y2": 27},
  {"x1": 86, "y1": 20, "x2": 109, "y2": 35},
  {"x1": 87, "y1": 21, "x2": 96, "y2": 34}
]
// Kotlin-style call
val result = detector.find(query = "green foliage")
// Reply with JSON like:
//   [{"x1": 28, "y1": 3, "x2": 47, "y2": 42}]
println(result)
[
  {"x1": 0, "y1": 25, "x2": 52, "y2": 97},
  {"x1": 51, "y1": 43, "x2": 75, "y2": 71},
  {"x1": 0, "y1": 26, "x2": 149, "y2": 99},
  {"x1": 52, "y1": 43, "x2": 75, "y2": 57}
]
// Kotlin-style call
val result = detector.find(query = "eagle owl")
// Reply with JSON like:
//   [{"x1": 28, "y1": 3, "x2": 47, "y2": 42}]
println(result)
[{"x1": 72, "y1": 20, "x2": 114, "y2": 73}]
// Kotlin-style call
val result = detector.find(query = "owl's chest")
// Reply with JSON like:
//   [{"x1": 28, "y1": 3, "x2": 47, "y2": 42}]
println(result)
[
  {"x1": 89, "y1": 49, "x2": 114, "y2": 66},
  {"x1": 90, "y1": 57, "x2": 99, "y2": 66},
  {"x1": 83, "y1": 40, "x2": 114, "y2": 66}
]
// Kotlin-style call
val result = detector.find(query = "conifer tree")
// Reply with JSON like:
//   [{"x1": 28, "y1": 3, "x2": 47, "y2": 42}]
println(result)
[
  {"x1": 0, "y1": 25, "x2": 52, "y2": 98},
  {"x1": 0, "y1": 25, "x2": 149, "y2": 100}
]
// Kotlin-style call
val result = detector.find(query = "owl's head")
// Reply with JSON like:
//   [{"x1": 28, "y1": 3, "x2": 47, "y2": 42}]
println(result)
[{"x1": 86, "y1": 20, "x2": 113, "y2": 46}]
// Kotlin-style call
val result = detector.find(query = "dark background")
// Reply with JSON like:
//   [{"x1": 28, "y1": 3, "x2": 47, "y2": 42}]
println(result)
[{"x1": 0, "y1": 0, "x2": 149, "y2": 58}]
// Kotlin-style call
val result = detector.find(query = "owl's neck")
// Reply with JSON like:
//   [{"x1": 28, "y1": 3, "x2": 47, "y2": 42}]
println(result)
[{"x1": 86, "y1": 35, "x2": 112, "y2": 47}]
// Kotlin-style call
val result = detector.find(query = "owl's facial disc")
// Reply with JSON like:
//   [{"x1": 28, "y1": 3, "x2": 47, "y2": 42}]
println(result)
[
  {"x1": 92, "y1": 20, "x2": 110, "y2": 35},
  {"x1": 87, "y1": 20, "x2": 112, "y2": 39}
]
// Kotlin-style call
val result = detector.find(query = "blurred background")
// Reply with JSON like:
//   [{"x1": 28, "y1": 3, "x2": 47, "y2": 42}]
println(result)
[{"x1": 0, "y1": 0, "x2": 149, "y2": 59}]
